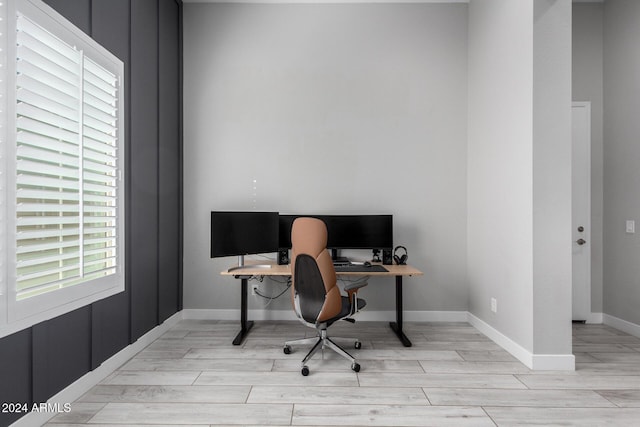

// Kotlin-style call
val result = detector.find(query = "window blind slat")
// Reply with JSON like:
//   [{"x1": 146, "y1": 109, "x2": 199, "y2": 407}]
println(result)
[
  {"x1": 16, "y1": 74, "x2": 79, "y2": 110},
  {"x1": 15, "y1": 29, "x2": 78, "y2": 74},
  {"x1": 84, "y1": 170, "x2": 115, "y2": 185},
  {"x1": 16, "y1": 238, "x2": 79, "y2": 255},
  {"x1": 17, "y1": 102, "x2": 78, "y2": 133},
  {"x1": 16, "y1": 202, "x2": 79, "y2": 214},
  {"x1": 83, "y1": 182, "x2": 114, "y2": 194},
  {"x1": 17, "y1": 146, "x2": 78, "y2": 168},
  {"x1": 17, "y1": 116, "x2": 79, "y2": 145},
  {"x1": 17, "y1": 59, "x2": 79, "y2": 98},
  {"x1": 17, "y1": 14, "x2": 80, "y2": 63},
  {"x1": 83, "y1": 127, "x2": 116, "y2": 146},
  {"x1": 17, "y1": 160, "x2": 79, "y2": 180},
  {"x1": 17, "y1": 227, "x2": 81, "y2": 240},
  {"x1": 16, "y1": 131, "x2": 79, "y2": 156},
  {"x1": 83, "y1": 91, "x2": 117, "y2": 116},
  {"x1": 16, "y1": 174, "x2": 80, "y2": 191},
  {"x1": 84, "y1": 115, "x2": 117, "y2": 136},
  {"x1": 84, "y1": 71, "x2": 116, "y2": 98},
  {"x1": 83, "y1": 194, "x2": 115, "y2": 204},
  {"x1": 17, "y1": 189, "x2": 79, "y2": 202},
  {"x1": 84, "y1": 59, "x2": 117, "y2": 86},
  {"x1": 16, "y1": 45, "x2": 79, "y2": 86},
  {"x1": 16, "y1": 250, "x2": 80, "y2": 269},
  {"x1": 84, "y1": 103, "x2": 116, "y2": 127},
  {"x1": 16, "y1": 214, "x2": 80, "y2": 227},
  {"x1": 17, "y1": 88, "x2": 79, "y2": 122},
  {"x1": 84, "y1": 81, "x2": 116, "y2": 106},
  {"x1": 84, "y1": 159, "x2": 116, "y2": 175},
  {"x1": 17, "y1": 266, "x2": 80, "y2": 285},
  {"x1": 83, "y1": 138, "x2": 116, "y2": 156},
  {"x1": 84, "y1": 148, "x2": 116, "y2": 165}
]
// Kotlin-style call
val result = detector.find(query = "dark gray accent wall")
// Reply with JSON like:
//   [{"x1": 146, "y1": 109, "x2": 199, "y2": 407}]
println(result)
[
  {"x1": 0, "y1": 1, "x2": 182, "y2": 424},
  {"x1": 130, "y1": 0, "x2": 161, "y2": 340},
  {"x1": 158, "y1": 0, "x2": 183, "y2": 322}
]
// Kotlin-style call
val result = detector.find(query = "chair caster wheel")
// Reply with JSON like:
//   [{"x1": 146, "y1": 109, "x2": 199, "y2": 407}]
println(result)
[
  {"x1": 283, "y1": 345, "x2": 291, "y2": 355},
  {"x1": 301, "y1": 366, "x2": 310, "y2": 376},
  {"x1": 351, "y1": 362, "x2": 360, "y2": 372},
  {"x1": 354, "y1": 341, "x2": 362, "y2": 349}
]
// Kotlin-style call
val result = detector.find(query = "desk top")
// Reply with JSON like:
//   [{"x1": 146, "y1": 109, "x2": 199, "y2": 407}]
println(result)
[{"x1": 220, "y1": 261, "x2": 423, "y2": 277}]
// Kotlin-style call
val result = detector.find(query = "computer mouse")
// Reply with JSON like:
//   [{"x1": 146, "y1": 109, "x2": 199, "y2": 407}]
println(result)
[{"x1": 363, "y1": 261, "x2": 372, "y2": 267}]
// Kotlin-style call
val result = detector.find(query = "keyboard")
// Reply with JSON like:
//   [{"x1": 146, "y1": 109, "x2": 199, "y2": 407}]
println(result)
[{"x1": 334, "y1": 264, "x2": 388, "y2": 273}]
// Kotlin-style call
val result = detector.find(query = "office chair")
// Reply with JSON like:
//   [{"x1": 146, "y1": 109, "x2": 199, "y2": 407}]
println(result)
[{"x1": 283, "y1": 217, "x2": 367, "y2": 376}]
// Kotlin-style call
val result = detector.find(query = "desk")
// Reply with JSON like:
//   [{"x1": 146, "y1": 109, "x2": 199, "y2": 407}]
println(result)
[{"x1": 221, "y1": 262, "x2": 423, "y2": 347}]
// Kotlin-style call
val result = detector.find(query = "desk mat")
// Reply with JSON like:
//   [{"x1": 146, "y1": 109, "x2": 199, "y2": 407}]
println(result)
[{"x1": 334, "y1": 265, "x2": 389, "y2": 273}]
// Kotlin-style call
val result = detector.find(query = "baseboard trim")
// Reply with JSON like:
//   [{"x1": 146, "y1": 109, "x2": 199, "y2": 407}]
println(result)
[
  {"x1": 11, "y1": 311, "x2": 183, "y2": 427},
  {"x1": 586, "y1": 312, "x2": 603, "y2": 324},
  {"x1": 603, "y1": 313, "x2": 640, "y2": 339},
  {"x1": 467, "y1": 312, "x2": 575, "y2": 371},
  {"x1": 181, "y1": 309, "x2": 468, "y2": 323}
]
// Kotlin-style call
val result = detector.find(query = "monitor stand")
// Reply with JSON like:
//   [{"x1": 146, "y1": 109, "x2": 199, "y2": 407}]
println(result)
[
  {"x1": 227, "y1": 255, "x2": 273, "y2": 273},
  {"x1": 331, "y1": 249, "x2": 350, "y2": 266}
]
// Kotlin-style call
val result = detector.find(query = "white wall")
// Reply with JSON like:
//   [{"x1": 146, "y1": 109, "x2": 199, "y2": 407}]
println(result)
[
  {"x1": 531, "y1": 0, "x2": 572, "y2": 355},
  {"x1": 467, "y1": 0, "x2": 572, "y2": 366},
  {"x1": 182, "y1": 3, "x2": 469, "y2": 314},
  {"x1": 603, "y1": 0, "x2": 640, "y2": 327},
  {"x1": 467, "y1": 0, "x2": 535, "y2": 351}
]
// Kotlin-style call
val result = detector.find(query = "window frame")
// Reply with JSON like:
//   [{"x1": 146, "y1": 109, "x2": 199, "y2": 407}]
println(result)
[{"x1": 0, "y1": 0, "x2": 125, "y2": 338}]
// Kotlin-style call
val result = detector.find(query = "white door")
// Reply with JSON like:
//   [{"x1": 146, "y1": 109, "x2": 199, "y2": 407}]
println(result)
[{"x1": 572, "y1": 102, "x2": 591, "y2": 322}]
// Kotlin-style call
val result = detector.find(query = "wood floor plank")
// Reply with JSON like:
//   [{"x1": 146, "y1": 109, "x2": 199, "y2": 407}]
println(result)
[
  {"x1": 588, "y1": 352, "x2": 640, "y2": 363},
  {"x1": 418, "y1": 360, "x2": 531, "y2": 374},
  {"x1": 358, "y1": 372, "x2": 527, "y2": 388},
  {"x1": 195, "y1": 371, "x2": 359, "y2": 387},
  {"x1": 455, "y1": 349, "x2": 519, "y2": 362},
  {"x1": 88, "y1": 402, "x2": 293, "y2": 425},
  {"x1": 424, "y1": 388, "x2": 616, "y2": 407},
  {"x1": 272, "y1": 358, "x2": 423, "y2": 373},
  {"x1": 78, "y1": 385, "x2": 251, "y2": 403},
  {"x1": 484, "y1": 406, "x2": 640, "y2": 426},
  {"x1": 47, "y1": 403, "x2": 106, "y2": 424},
  {"x1": 100, "y1": 371, "x2": 201, "y2": 386},
  {"x1": 516, "y1": 374, "x2": 640, "y2": 390},
  {"x1": 596, "y1": 390, "x2": 640, "y2": 407},
  {"x1": 121, "y1": 357, "x2": 275, "y2": 372},
  {"x1": 247, "y1": 385, "x2": 429, "y2": 405},
  {"x1": 292, "y1": 404, "x2": 494, "y2": 426}
]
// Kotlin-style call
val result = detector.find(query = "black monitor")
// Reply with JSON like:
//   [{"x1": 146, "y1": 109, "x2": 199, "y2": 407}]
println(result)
[
  {"x1": 211, "y1": 211, "x2": 279, "y2": 271},
  {"x1": 279, "y1": 214, "x2": 393, "y2": 250}
]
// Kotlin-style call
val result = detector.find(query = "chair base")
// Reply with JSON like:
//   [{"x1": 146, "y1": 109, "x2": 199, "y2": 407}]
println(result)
[{"x1": 284, "y1": 329, "x2": 361, "y2": 375}]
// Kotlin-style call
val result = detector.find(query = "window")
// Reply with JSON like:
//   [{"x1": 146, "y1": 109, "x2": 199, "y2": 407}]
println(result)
[{"x1": 0, "y1": 0, "x2": 125, "y2": 337}]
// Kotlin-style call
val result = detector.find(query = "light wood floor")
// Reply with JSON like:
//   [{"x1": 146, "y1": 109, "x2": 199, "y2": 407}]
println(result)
[{"x1": 46, "y1": 319, "x2": 640, "y2": 426}]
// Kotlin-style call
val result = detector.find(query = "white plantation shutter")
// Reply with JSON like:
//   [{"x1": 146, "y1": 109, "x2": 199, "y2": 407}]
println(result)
[
  {"x1": 1, "y1": 0, "x2": 125, "y2": 332},
  {"x1": 81, "y1": 58, "x2": 119, "y2": 287},
  {"x1": 15, "y1": 13, "x2": 83, "y2": 299}
]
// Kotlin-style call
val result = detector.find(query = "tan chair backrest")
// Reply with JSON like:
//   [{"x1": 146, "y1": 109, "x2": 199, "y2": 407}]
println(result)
[{"x1": 290, "y1": 217, "x2": 342, "y2": 322}]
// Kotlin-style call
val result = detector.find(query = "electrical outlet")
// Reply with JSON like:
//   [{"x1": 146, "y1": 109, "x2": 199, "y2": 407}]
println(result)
[
  {"x1": 626, "y1": 220, "x2": 635, "y2": 234},
  {"x1": 251, "y1": 284, "x2": 259, "y2": 296},
  {"x1": 491, "y1": 298, "x2": 497, "y2": 313}
]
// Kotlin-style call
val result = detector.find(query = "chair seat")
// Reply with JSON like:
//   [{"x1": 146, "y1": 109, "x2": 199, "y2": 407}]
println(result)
[{"x1": 326, "y1": 296, "x2": 366, "y2": 326}]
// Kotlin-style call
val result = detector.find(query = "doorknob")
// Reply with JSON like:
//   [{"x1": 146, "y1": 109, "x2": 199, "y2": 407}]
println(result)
[{"x1": 577, "y1": 238, "x2": 587, "y2": 246}]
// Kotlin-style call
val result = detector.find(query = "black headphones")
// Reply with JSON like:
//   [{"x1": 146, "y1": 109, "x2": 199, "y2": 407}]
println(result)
[{"x1": 393, "y1": 246, "x2": 408, "y2": 265}]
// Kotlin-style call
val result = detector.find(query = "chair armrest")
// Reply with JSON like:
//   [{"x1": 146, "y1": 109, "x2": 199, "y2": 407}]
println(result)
[{"x1": 344, "y1": 277, "x2": 368, "y2": 292}]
